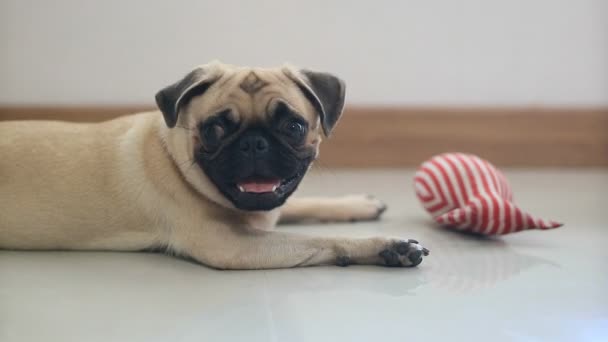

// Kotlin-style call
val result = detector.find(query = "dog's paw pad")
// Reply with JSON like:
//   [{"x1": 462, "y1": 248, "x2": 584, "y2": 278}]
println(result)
[
  {"x1": 379, "y1": 240, "x2": 428, "y2": 267},
  {"x1": 379, "y1": 249, "x2": 401, "y2": 267},
  {"x1": 408, "y1": 250, "x2": 423, "y2": 266},
  {"x1": 336, "y1": 255, "x2": 351, "y2": 267}
]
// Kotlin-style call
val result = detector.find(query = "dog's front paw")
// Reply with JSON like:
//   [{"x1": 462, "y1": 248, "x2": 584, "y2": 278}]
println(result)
[{"x1": 379, "y1": 239, "x2": 430, "y2": 267}]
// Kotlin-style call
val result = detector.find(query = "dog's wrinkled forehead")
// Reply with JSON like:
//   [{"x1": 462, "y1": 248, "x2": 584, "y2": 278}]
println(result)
[
  {"x1": 186, "y1": 65, "x2": 318, "y2": 126},
  {"x1": 155, "y1": 61, "x2": 346, "y2": 136}
]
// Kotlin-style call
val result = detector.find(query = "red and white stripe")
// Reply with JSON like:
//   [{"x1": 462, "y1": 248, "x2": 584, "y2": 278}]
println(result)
[{"x1": 414, "y1": 153, "x2": 562, "y2": 235}]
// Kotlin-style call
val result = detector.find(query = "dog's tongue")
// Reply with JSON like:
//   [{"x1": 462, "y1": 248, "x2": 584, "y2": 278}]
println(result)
[{"x1": 238, "y1": 179, "x2": 281, "y2": 193}]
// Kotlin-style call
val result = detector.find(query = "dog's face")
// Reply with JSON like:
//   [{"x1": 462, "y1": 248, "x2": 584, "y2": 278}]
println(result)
[{"x1": 155, "y1": 62, "x2": 345, "y2": 211}]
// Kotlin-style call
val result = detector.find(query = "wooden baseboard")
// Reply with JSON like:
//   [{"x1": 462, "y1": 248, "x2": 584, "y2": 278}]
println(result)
[{"x1": 1, "y1": 106, "x2": 607, "y2": 167}]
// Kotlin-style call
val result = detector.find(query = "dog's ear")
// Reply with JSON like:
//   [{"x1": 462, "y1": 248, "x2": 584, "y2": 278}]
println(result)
[
  {"x1": 155, "y1": 64, "x2": 222, "y2": 128},
  {"x1": 285, "y1": 68, "x2": 346, "y2": 137}
]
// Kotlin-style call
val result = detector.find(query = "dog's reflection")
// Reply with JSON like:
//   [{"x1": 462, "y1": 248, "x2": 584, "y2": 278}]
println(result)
[
  {"x1": 410, "y1": 219, "x2": 559, "y2": 294},
  {"x1": 263, "y1": 219, "x2": 558, "y2": 298}
]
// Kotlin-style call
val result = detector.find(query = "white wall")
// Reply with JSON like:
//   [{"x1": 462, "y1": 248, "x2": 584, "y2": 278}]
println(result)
[{"x1": 1, "y1": 0, "x2": 607, "y2": 106}]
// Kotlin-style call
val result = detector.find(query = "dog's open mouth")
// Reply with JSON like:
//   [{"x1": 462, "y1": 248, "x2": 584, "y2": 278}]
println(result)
[{"x1": 235, "y1": 173, "x2": 300, "y2": 195}]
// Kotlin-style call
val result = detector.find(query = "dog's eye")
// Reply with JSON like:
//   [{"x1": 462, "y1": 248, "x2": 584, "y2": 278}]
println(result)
[
  {"x1": 281, "y1": 120, "x2": 306, "y2": 140},
  {"x1": 202, "y1": 123, "x2": 225, "y2": 148}
]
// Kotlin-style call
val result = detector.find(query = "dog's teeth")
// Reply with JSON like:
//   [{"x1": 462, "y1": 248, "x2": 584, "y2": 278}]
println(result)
[
  {"x1": 238, "y1": 185, "x2": 245, "y2": 192},
  {"x1": 272, "y1": 185, "x2": 278, "y2": 192}
]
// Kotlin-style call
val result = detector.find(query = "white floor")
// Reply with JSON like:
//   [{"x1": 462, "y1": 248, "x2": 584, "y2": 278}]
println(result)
[{"x1": 1, "y1": 169, "x2": 607, "y2": 342}]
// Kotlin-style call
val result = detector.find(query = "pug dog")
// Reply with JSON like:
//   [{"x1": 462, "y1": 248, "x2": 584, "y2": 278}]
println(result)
[{"x1": 0, "y1": 61, "x2": 429, "y2": 269}]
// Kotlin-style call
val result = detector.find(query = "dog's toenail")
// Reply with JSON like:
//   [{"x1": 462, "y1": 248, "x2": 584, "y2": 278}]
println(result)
[{"x1": 377, "y1": 203, "x2": 387, "y2": 215}]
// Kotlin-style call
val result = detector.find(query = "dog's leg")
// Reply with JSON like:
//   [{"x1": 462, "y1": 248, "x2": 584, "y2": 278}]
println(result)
[
  {"x1": 174, "y1": 224, "x2": 428, "y2": 269},
  {"x1": 279, "y1": 195, "x2": 387, "y2": 223}
]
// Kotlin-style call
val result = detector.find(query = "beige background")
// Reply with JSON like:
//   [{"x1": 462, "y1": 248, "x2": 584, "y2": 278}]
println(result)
[{"x1": 1, "y1": 0, "x2": 607, "y2": 107}]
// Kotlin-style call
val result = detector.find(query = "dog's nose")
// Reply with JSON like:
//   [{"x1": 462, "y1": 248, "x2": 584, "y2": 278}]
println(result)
[{"x1": 239, "y1": 135, "x2": 269, "y2": 156}]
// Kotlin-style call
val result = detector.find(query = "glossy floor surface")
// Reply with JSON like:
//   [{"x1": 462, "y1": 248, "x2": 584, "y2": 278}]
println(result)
[{"x1": 1, "y1": 169, "x2": 607, "y2": 342}]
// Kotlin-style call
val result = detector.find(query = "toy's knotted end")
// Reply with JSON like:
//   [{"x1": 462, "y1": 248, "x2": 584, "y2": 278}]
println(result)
[
  {"x1": 518, "y1": 206, "x2": 563, "y2": 231},
  {"x1": 435, "y1": 197, "x2": 563, "y2": 235}
]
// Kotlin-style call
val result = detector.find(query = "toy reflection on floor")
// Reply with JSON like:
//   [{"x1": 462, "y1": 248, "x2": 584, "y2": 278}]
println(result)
[{"x1": 414, "y1": 153, "x2": 563, "y2": 235}]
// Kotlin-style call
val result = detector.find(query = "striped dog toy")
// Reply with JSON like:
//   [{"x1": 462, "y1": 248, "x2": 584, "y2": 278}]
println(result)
[{"x1": 414, "y1": 153, "x2": 562, "y2": 235}]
